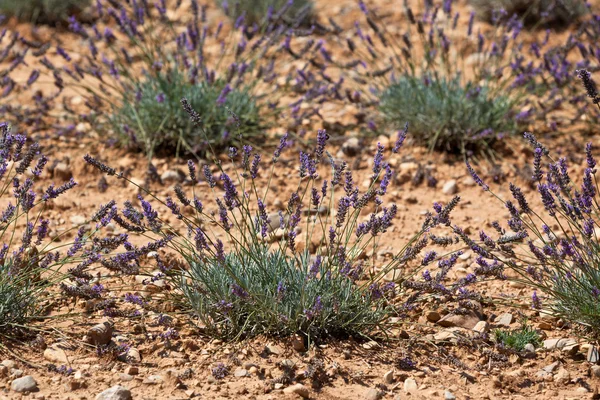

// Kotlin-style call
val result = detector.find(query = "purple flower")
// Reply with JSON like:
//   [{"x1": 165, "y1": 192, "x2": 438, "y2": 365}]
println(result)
[
  {"x1": 272, "y1": 132, "x2": 288, "y2": 162},
  {"x1": 187, "y1": 160, "x2": 196, "y2": 181},
  {"x1": 392, "y1": 123, "x2": 408, "y2": 153},
  {"x1": 203, "y1": 165, "x2": 216, "y2": 187},
  {"x1": 531, "y1": 291, "x2": 541, "y2": 309},
  {"x1": 250, "y1": 154, "x2": 260, "y2": 179},
  {"x1": 155, "y1": 93, "x2": 165, "y2": 103},
  {"x1": 231, "y1": 283, "x2": 248, "y2": 298},
  {"x1": 216, "y1": 84, "x2": 232, "y2": 105}
]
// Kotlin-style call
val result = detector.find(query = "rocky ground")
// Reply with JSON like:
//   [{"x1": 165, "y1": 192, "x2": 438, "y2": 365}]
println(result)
[{"x1": 2, "y1": 0, "x2": 600, "y2": 399}]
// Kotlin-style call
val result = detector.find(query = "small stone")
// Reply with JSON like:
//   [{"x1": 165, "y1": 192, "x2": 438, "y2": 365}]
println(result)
[
  {"x1": 553, "y1": 368, "x2": 570, "y2": 384},
  {"x1": 364, "y1": 388, "x2": 383, "y2": 400},
  {"x1": 425, "y1": 311, "x2": 441, "y2": 323},
  {"x1": 160, "y1": 169, "x2": 185, "y2": 184},
  {"x1": 291, "y1": 335, "x2": 306, "y2": 352},
  {"x1": 11, "y1": 376, "x2": 38, "y2": 393},
  {"x1": 538, "y1": 321, "x2": 552, "y2": 330},
  {"x1": 496, "y1": 313, "x2": 513, "y2": 327},
  {"x1": 1, "y1": 360, "x2": 16, "y2": 369},
  {"x1": 342, "y1": 137, "x2": 361, "y2": 157},
  {"x1": 524, "y1": 343, "x2": 536, "y2": 353},
  {"x1": 143, "y1": 375, "x2": 163, "y2": 385},
  {"x1": 591, "y1": 365, "x2": 600, "y2": 378},
  {"x1": 588, "y1": 345, "x2": 599, "y2": 363},
  {"x1": 118, "y1": 374, "x2": 134, "y2": 382},
  {"x1": 11, "y1": 369, "x2": 23, "y2": 378},
  {"x1": 383, "y1": 370, "x2": 394, "y2": 384},
  {"x1": 264, "y1": 344, "x2": 282, "y2": 355},
  {"x1": 437, "y1": 312, "x2": 480, "y2": 329},
  {"x1": 69, "y1": 215, "x2": 87, "y2": 225},
  {"x1": 442, "y1": 180, "x2": 458, "y2": 195},
  {"x1": 543, "y1": 338, "x2": 577, "y2": 351},
  {"x1": 95, "y1": 385, "x2": 132, "y2": 400},
  {"x1": 434, "y1": 329, "x2": 458, "y2": 342},
  {"x1": 233, "y1": 368, "x2": 248, "y2": 378},
  {"x1": 472, "y1": 321, "x2": 489, "y2": 334},
  {"x1": 87, "y1": 321, "x2": 114, "y2": 346},
  {"x1": 283, "y1": 383, "x2": 309, "y2": 398},
  {"x1": 404, "y1": 378, "x2": 418, "y2": 393},
  {"x1": 125, "y1": 348, "x2": 141, "y2": 363},
  {"x1": 43, "y1": 345, "x2": 69, "y2": 364},
  {"x1": 53, "y1": 162, "x2": 72, "y2": 181},
  {"x1": 124, "y1": 367, "x2": 138, "y2": 376},
  {"x1": 444, "y1": 390, "x2": 456, "y2": 400}
]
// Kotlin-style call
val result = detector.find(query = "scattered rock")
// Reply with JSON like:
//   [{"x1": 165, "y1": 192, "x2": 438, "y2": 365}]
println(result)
[
  {"x1": 53, "y1": 162, "x2": 72, "y2": 181},
  {"x1": 124, "y1": 367, "x2": 138, "y2": 376},
  {"x1": 588, "y1": 345, "x2": 599, "y2": 363},
  {"x1": 444, "y1": 390, "x2": 456, "y2": 400},
  {"x1": 11, "y1": 376, "x2": 38, "y2": 393},
  {"x1": 383, "y1": 370, "x2": 394, "y2": 384},
  {"x1": 87, "y1": 321, "x2": 114, "y2": 346},
  {"x1": 543, "y1": 338, "x2": 577, "y2": 351},
  {"x1": 143, "y1": 375, "x2": 163, "y2": 385},
  {"x1": 496, "y1": 313, "x2": 513, "y2": 327},
  {"x1": 43, "y1": 345, "x2": 69, "y2": 364},
  {"x1": 341, "y1": 137, "x2": 361, "y2": 157},
  {"x1": 524, "y1": 343, "x2": 536, "y2": 354},
  {"x1": 291, "y1": 335, "x2": 306, "y2": 352},
  {"x1": 434, "y1": 329, "x2": 458, "y2": 343},
  {"x1": 1, "y1": 360, "x2": 16, "y2": 369},
  {"x1": 554, "y1": 368, "x2": 570, "y2": 384},
  {"x1": 365, "y1": 388, "x2": 383, "y2": 400},
  {"x1": 95, "y1": 385, "x2": 132, "y2": 400},
  {"x1": 69, "y1": 215, "x2": 87, "y2": 225},
  {"x1": 437, "y1": 311, "x2": 480, "y2": 329},
  {"x1": 160, "y1": 169, "x2": 185, "y2": 184},
  {"x1": 233, "y1": 368, "x2": 248, "y2": 378},
  {"x1": 442, "y1": 180, "x2": 458, "y2": 195},
  {"x1": 264, "y1": 344, "x2": 282, "y2": 355},
  {"x1": 404, "y1": 378, "x2": 418, "y2": 394},
  {"x1": 283, "y1": 383, "x2": 309, "y2": 398},
  {"x1": 536, "y1": 361, "x2": 560, "y2": 379},
  {"x1": 425, "y1": 311, "x2": 441, "y2": 323},
  {"x1": 537, "y1": 321, "x2": 552, "y2": 330},
  {"x1": 591, "y1": 365, "x2": 600, "y2": 378},
  {"x1": 472, "y1": 321, "x2": 489, "y2": 334},
  {"x1": 124, "y1": 348, "x2": 141, "y2": 363}
]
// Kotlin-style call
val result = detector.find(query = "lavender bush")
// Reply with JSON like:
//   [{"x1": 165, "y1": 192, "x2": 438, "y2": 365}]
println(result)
[
  {"x1": 0, "y1": 0, "x2": 92, "y2": 25},
  {"x1": 219, "y1": 0, "x2": 314, "y2": 26},
  {"x1": 84, "y1": 99, "x2": 476, "y2": 341},
  {"x1": 379, "y1": 76, "x2": 516, "y2": 154},
  {"x1": 469, "y1": 0, "x2": 588, "y2": 28},
  {"x1": 31, "y1": 0, "x2": 333, "y2": 157},
  {"x1": 323, "y1": 0, "x2": 537, "y2": 155},
  {"x1": 459, "y1": 70, "x2": 600, "y2": 339}
]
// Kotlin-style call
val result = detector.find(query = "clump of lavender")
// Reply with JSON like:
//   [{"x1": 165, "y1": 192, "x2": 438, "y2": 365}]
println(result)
[
  {"x1": 469, "y1": 0, "x2": 588, "y2": 28},
  {"x1": 0, "y1": 0, "x2": 93, "y2": 25},
  {"x1": 28, "y1": 0, "x2": 334, "y2": 157},
  {"x1": 0, "y1": 121, "x2": 166, "y2": 338},
  {"x1": 84, "y1": 100, "x2": 466, "y2": 341},
  {"x1": 323, "y1": 0, "x2": 564, "y2": 155},
  {"x1": 461, "y1": 101, "x2": 600, "y2": 339},
  {"x1": 219, "y1": 0, "x2": 314, "y2": 26}
]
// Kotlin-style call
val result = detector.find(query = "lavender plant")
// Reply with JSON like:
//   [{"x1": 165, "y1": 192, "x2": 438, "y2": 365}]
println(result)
[
  {"x1": 32, "y1": 0, "x2": 334, "y2": 157},
  {"x1": 0, "y1": 118, "x2": 173, "y2": 339},
  {"x1": 318, "y1": 0, "x2": 541, "y2": 156},
  {"x1": 219, "y1": 0, "x2": 314, "y2": 26},
  {"x1": 458, "y1": 70, "x2": 600, "y2": 339},
  {"x1": 84, "y1": 99, "x2": 474, "y2": 341},
  {"x1": 379, "y1": 76, "x2": 516, "y2": 154},
  {"x1": 469, "y1": 0, "x2": 588, "y2": 28},
  {"x1": 0, "y1": 0, "x2": 92, "y2": 25}
]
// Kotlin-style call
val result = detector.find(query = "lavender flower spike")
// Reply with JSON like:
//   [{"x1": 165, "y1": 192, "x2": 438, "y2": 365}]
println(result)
[{"x1": 465, "y1": 160, "x2": 488, "y2": 191}]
